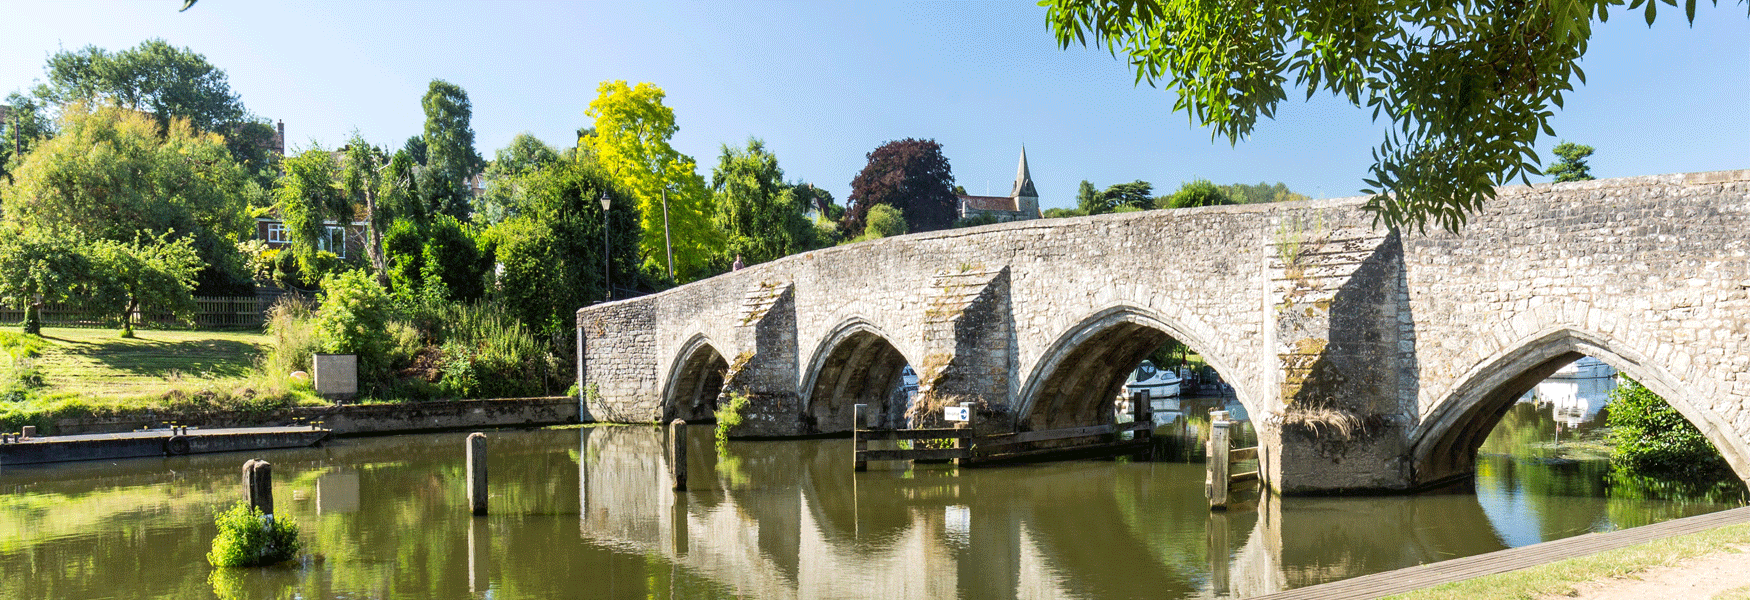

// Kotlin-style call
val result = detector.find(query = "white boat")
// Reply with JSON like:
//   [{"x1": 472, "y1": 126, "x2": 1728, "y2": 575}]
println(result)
[{"x1": 1124, "y1": 360, "x2": 1182, "y2": 399}]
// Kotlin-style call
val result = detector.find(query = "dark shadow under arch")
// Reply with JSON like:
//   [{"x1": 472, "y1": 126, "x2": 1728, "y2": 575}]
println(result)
[
  {"x1": 1016, "y1": 306, "x2": 1253, "y2": 431},
  {"x1": 802, "y1": 322, "x2": 912, "y2": 434},
  {"x1": 665, "y1": 336, "x2": 728, "y2": 423},
  {"x1": 1411, "y1": 328, "x2": 1750, "y2": 487}
]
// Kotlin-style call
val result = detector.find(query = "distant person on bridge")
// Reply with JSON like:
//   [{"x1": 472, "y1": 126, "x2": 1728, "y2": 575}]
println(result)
[{"x1": 732, "y1": 255, "x2": 744, "y2": 271}]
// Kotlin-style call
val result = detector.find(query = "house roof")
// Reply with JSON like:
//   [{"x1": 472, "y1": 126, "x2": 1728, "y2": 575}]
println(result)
[{"x1": 959, "y1": 194, "x2": 1019, "y2": 212}]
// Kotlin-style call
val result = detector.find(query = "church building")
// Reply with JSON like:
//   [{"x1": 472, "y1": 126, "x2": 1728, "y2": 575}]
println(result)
[{"x1": 957, "y1": 147, "x2": 1041, "y2": 223}]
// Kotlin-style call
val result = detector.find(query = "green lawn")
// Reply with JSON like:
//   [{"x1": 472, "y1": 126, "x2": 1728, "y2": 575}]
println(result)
[{"x1": 32, "y1": 327, "x2": 270, "y2": 398}]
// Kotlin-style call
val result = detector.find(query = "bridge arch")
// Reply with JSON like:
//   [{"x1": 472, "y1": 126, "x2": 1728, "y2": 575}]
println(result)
[
  {"x1": 801, "y1": 318, "x2": 917, "y2": 433},
  {"x1": 1410, "y1": 327, "x2": 1750, "y2": 487},
  {"x1": 1015, "y1": 305, "x2": 1259, "y2": 431},
  {"x1": 662, "y1": 334, "x2": 730, "y2": 422}
]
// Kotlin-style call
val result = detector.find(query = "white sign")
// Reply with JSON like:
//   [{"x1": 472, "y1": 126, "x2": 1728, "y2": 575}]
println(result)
[{"x1": 944, "y1": 406, "x2": 970, "y2": 422}]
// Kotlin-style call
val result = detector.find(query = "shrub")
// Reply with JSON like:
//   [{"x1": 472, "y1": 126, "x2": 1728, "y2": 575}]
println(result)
[
  {"x1": 714, "y1": 390, "x2": 749, "y2": 450},
  {"x1": 952, "y1": 213, "x2": 1000, "y2": 229},
  {"x1": 207, "y1": 501, "x2": 300, "y2": 567},
  {"x1": 1607, "y1": 376, "x2": 1733, "y2": 480},
  {"x1": 865, "y1": 204, "x2": 907, "y2": 238},
  {"x1": 312, "y1": 270, "x2": 394, "y2": 380},
  {"x1": 263, "y1": 295, "x2": 318, "y2": 377}
]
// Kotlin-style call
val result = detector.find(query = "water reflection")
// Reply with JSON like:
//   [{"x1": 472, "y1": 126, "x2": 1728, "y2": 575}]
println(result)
[{"x1": 0, "y1": 422, "x2": 1739, "y2": 600}]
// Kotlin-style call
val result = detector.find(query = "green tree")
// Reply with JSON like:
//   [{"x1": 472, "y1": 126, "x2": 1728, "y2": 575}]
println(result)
[
  {"x1": 33, "y1": 39, "x2": 278, "y2": 184},
  {"x1": 474, "y1": 133, "x2": 560, "y2": 225},
  {"x1": 1075, "y1": 180, "x2": 1102, "y2": 214},
  {"x1": 312, "y1": 269, "x2": 395, "y2": 381},
  {"x1": 420, "y1": 80, "x2": 485, "y2": 220},
  {"x1": 862, "y1": 204, "x2": 908, "y2": 239},
  {"x1": 1104, "y1": 180, "x2": 1155, "y2": 211},
  {"x1": 1, "y1": 93, "x2": 54, "y2": 184},
  {"x1": 484, "y1": 159, "x2": 639, "y2": 332},
  {"x1": 86, "y1": 233, "x2": 203, "y2": 338},
  {"x1": 275, "y1": 144, "x2": 349, "y2": 281},
  {"x1": 1042, "y1": 207, "x2": 1087, "y2": 218},
  {"x1": 1166, "y1": 179, "x2": 1234, "y2": 209},
  {"x1": 1041, "y1": 0, "x2": 1733, "y2": 232},
  {"x1": 0, "y1": 233, "x2": 91, "y2": 335},
  {"x1": 339, "y1": 135, "x2": 391, "y2": 285},
  {"x1": 584, "y1": 80, "x2": 719, "y2": 282},
  {"x1": 1549, "y1": 141, "x2": 1596, "y2": 182},
  {"x1": 1219, "y1": 181, "x2": 1310, "y2": 204},
  {"x1": 2, "y1": 103, "x2": 250, "y2": 295},
  {"x1": 712, "y1": 138, "x2": 815, "y2": 267},
  {"x1": 1607, "y1": 376, "x2": 1732, "y2": 481}
]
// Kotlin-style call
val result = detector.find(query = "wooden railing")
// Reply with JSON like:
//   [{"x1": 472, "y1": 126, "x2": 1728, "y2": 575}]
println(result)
[
  {"x1": 1206, "y1": 409, "x2": 1260, "y2": 510},
  {"x1": 0, "y1": 295, "x2": 270, "y2": 329},
  {"x1": 852, "y1": 391, "x2": 1158, "y2": 471}
]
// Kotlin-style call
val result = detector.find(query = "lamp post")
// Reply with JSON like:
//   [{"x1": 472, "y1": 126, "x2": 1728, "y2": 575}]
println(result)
[{"x1": 600, "y1": 191, "x2": 611, "y2": 302}]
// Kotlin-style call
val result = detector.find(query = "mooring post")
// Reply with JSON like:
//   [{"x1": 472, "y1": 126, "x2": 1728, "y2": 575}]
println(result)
[
  {"x1": 467, "y1": 432, "x2": 487, "y2": 515},
  {"x1": 853, "y1": 403, "x2": 868, "y2": 472},
  {"x1": 1132, "y1": 390, "x2": 1153, "y2": 460},
  {"x1": 668, "y1": 419, "x2": 688, "y2": 491},
  {"x1": 243, "y1": 459, "x2": 273, "y2": 516},
  {"x1": 1207, "y1": 411, "x2": 1231, "y2": 510}
]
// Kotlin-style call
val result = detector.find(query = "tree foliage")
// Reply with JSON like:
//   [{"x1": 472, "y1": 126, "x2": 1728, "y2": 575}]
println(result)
[
  {"x1": 1549, "y1": 141, "x2": 1596, "y2": 182},
  {"x1": 1219, "y1": 181, "x2": 1310, "y2": 204},
  {"x1": 585, "y1": 81, "x2": 719, "y2": 281},
  {"x1": 275, "y1": 144, "x2": 349, "y2": 280},
  {"x1": 419, "y1": 80, "x2": 485, "y2": 220},
  {"x1": 475, "y1": 133, "x2": 560, "y2": 225},
  {"x1": 484, "y1": 160, "x2": 639, "y2": 332},
  {"x1": 1, "y1": 93, "x2": 53, "y2": 184},
  {"x1": 2, "y1": 103, "x2": 249, "y2": 295},
  {"x1": 844, "y1": 138, "x2": 956, "y2": 236},
  {"x1": 862, "y1": 204, "x2": 908, "y2": 239},
  {"x1": 1166, "y1": 179, "x2": 1235, "y2": 209},
  {"x1": 1042, "y1": 0, "x2": 1736, "y2": 232},
  {"x1": 0, "y1": 233, "x2": 91, "y2": 334},
  {"x1": 712, "y1": 138, "x2": 815, "y2": 267},
  {"x1": 85, "y1": 233, "x2": 204, "y2": 338},
  {"x1": 1607, "y1": 376, "x2": 1733, "y2": 481}
]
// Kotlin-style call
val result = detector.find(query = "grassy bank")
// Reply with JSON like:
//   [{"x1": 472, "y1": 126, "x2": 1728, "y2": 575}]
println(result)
[
  {"x1": 0, "y1": 327, "x2": 323, "y2": 432},
  {"x1": 1384, "y1": 521, "x2": 1750, "y2": 599}
]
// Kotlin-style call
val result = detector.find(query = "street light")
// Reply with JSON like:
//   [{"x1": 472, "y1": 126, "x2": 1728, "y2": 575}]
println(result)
[{"x1": 600, "y1": 191, "x2": 611, "y2": 302}]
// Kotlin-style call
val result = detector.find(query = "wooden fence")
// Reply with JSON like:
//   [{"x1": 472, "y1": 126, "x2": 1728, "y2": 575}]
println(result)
[
  {"x1": 852, "y1": 391, "x2": 1158, "y2": 470},
  {"x1": 0, "y1": 295, "x2": 271, "y2": 329}
]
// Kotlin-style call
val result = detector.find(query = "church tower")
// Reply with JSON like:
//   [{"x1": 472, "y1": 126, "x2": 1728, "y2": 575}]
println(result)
[{"x1": 1010, "y1": 146, "x2": 1040, "y2": 217}]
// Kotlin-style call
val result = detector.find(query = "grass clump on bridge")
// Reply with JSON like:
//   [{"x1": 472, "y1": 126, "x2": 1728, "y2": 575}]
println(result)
[{"x1": 207, "y1": 502, "x2": 301, "y2": 567}]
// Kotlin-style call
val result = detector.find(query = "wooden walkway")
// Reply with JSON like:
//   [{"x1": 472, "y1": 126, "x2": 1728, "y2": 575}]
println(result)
[{"x1": 1253, "y1": 505, "x2": 1750, "y2": 600}]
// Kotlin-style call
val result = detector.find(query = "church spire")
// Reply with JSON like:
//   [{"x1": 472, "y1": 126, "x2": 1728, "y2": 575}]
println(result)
[{"x1": 1010, "y1": 145, "x2": 1038, "y2": 198}]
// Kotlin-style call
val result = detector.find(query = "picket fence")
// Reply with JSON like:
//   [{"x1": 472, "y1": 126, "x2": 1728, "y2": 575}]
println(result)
[{"x1": 0, "y1": 295, "x2": 273, "y2": 329}]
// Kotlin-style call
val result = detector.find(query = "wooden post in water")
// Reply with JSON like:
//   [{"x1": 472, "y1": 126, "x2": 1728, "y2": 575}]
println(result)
[
  {"x1": 1132, "y1": 390, "x2": 1152, "y2": 460},
  {"x1": 669, "y1": 419, "x2": 688, "y2": 491},
  {"x1": 1206, "y1": 411, "x2": 1231, "y2": 510},
  {"x1": 853, "y1": 404, "x2": 868, "y2": 472},
  {"x1": 243, "y1": 459, "x2": 273, "y2": 516},
  {"x1": 467, "y1": 432, "x2": 487, "y2": 515}
]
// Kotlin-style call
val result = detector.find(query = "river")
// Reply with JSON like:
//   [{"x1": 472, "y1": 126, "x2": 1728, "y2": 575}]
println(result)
[{"x1": 1, "y1": 400, "x2": 1742, "y2": 599}]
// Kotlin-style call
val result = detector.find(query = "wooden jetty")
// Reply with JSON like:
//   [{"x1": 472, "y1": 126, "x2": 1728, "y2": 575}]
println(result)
[{"x1": 0, "y1": 426, "x2": 329, "y2": 466}]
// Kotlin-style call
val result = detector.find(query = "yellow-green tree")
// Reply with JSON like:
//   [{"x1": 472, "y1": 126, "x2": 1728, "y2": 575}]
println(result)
[{"x1": 584, "y1": 81, "x2": 720, "y2": 282}]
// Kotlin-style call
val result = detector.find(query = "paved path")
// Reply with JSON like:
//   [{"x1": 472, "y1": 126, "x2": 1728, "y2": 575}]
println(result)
[{"x1": 1253, "y1": 505, "x2": 1750, "y2": 600}]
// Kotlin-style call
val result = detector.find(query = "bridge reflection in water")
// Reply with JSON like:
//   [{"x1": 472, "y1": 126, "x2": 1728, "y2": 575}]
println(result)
[{"x1": 0, "y1": 425, "x2": 1736, "y2": 600}]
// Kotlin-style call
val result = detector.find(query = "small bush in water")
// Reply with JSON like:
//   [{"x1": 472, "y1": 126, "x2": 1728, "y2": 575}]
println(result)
[{"x1": 207, "y1": 502, "x2": 300, "y2": 567}]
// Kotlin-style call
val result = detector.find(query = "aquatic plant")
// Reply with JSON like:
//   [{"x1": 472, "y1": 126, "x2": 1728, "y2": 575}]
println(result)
[
  {"x1": 713, "y1": 390, "x2": 749, "y2": 451},
  {"x1": 207, "y1": 502, "x2": 300, "y2": 567}
]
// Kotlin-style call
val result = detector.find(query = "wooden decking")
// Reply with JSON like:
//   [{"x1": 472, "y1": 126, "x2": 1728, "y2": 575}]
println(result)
[{"x1": 1253, "y1": 505, "x2": 1750, "y2": 599}]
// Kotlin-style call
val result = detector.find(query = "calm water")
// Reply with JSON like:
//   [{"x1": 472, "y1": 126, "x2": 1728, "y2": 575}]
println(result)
[{"x1": 1, "y1": 412, "x2": 1742, "y2": 600}]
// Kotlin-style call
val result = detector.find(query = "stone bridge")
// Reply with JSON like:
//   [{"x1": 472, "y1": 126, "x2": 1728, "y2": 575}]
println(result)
[{"x1": 576, "y1": 170, "x2": 1750, "y2": 493}]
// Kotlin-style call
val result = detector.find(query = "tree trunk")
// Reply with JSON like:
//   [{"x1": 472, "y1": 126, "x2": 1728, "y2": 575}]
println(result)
[
  {"x1": 365, "y1": 189, "x2": 389, "y2": 289},
  {"x1": 121, "y1": 298, "x2": 136, "y2": 338}
]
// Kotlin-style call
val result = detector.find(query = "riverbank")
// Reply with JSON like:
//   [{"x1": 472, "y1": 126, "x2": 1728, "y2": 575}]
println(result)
[{"x1": 1388, "y1": 519, "x2": 1750, "y2": 599}]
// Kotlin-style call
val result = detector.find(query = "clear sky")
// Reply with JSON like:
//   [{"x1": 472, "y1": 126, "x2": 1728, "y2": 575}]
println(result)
[{"x1": 3, "y1": 1, "x2": 1745, "y2": 211}]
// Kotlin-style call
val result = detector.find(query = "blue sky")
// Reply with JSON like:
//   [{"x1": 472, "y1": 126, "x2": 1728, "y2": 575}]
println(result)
[{"x1": 2, "y1": 1, "x2": 1745, "y2": 211}]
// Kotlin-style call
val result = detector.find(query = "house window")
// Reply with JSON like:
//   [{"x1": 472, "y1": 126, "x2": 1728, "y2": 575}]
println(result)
[
  {"x1": 266, "y1": 223, "x2": 290, "y2": 244},
  {"x1": 320, "y1": 226, "x2": 347, "y2": 258}
]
